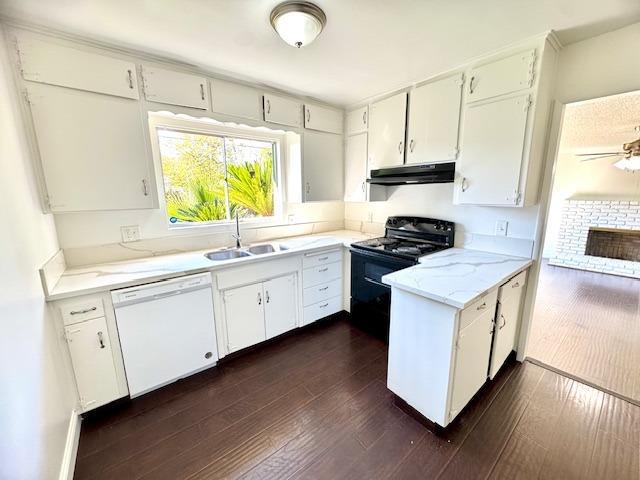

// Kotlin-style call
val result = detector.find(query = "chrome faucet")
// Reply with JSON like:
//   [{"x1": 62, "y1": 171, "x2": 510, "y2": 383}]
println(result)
[{"x1": 231, "y1": 212, "x2": 242, "y2": 248}]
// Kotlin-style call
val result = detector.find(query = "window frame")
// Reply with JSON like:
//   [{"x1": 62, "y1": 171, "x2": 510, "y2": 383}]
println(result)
[{"x1": 148, "y1": 114, "x2": 286, "y2": 231}]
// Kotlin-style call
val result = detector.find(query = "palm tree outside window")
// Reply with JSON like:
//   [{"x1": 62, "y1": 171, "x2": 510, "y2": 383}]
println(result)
[{"x1": 157, "y1": 128, "x2": 278, "y2": 225}]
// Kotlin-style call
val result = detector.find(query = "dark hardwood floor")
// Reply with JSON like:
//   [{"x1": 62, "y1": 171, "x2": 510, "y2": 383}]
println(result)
[
  {"x1": 528, "y1": 260, "x2": 640, "y2": 402},
  {"x1": 75, "y1": 315, "x2": 640, "y2": 480}
]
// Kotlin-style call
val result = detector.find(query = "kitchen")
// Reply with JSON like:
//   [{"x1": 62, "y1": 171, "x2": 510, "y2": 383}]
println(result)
[{"x1": 1, "y1": 2, "x2": 639, "y2": 479}]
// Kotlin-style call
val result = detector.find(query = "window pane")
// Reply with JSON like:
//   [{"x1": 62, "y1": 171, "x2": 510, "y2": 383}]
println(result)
[
  {"x1": 224, "y1": 137, "x2": 276, "y2": 219},
  {"x1": 158, "y1": 129, "x2": 228, "y2": 224}
]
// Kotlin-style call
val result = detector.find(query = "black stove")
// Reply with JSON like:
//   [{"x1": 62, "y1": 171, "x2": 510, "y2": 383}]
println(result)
[
  {"x1": 349, "y1": 216, "x2": 455, "y2": 341},
  {"x1": 351, "y1": 216, "x2": 454, "y2": 261}
]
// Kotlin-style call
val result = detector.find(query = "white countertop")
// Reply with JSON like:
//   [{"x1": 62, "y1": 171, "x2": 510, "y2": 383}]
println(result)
[
  {"x1": 382, "y1": 248, "x2": 533, "y2": 309},
  {"x1": 46, "y1": 230, "x2": 373, "y2": 301}
]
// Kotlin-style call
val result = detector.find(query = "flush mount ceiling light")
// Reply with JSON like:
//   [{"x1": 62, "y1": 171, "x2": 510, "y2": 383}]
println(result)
[{"x1": 270, "y1": 1, "x2": 326, "y2": 48}]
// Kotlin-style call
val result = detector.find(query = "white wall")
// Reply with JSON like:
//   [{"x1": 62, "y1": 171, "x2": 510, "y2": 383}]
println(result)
[
  {"x1": 554, "y1": 22, "x2": 640, "y2": 105},
  {"x1": 0, "y1": 29, "x2": 77, "y2": 480}
]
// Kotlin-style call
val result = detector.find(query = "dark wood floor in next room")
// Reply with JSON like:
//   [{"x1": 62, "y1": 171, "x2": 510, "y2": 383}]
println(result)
[{"x1": 74, "y1": 316, "x2": 640, "y2": 480}]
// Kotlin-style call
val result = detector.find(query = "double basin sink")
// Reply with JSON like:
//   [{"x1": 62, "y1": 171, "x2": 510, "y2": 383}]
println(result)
[{"x1": 204, "y1": 243, "x2": 288, "y2": 261}]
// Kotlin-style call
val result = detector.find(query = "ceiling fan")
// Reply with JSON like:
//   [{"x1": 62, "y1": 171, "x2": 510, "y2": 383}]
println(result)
[{"x1": 576, "y1": 126, "x2": 640, "y2": 172}]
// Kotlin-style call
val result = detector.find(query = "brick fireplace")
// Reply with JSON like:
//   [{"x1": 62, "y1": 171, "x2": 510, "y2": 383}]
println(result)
[{"x1": 549, "y1": 199, "x2": 640, "y2": 278}]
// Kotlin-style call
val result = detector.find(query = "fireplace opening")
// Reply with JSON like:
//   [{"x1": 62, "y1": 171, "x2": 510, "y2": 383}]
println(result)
[{"x1": 585, "y1": 227, "x2": 640, "y2": 262}]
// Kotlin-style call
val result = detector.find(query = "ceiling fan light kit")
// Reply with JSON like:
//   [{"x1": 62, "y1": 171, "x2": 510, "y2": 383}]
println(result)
[
  {"x1": 576, "y1": 127, "x2": 640, "y2": 172},
  {"x1": 270, "y1": 1, "x2": 327, "y2": 48}
]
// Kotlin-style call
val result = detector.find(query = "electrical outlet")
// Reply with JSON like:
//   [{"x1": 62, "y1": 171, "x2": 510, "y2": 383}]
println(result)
[
  {"x1": 120, "y1": 225, "x2": 141, "y2": 243},
  {"x1": 495, "y1": 220, "x2": 508, "y2": 236},
  {"x1": 287, "y1": 214, "x2": 295, "y2": 224}
]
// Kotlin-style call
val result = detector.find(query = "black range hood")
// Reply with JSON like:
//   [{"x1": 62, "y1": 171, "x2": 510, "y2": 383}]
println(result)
[{"x1": 367, "y1": 162, "x2": 455, "y2": 186}]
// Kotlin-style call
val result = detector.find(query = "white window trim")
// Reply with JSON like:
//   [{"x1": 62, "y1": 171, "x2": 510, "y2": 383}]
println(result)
[{"x1": 148, "y1": 112, "x2": 289, "y2": 233}]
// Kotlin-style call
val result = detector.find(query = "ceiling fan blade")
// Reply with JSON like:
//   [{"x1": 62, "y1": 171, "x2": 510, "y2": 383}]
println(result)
[
  {"x1": 575, "y1": 152, "x2": 625, "y2": 156},
  {"x1": 579, "y1": 154, "x2": 623, "y2": 162}
]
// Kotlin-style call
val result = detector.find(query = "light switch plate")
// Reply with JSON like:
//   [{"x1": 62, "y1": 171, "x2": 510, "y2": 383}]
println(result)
[
  {"x1": 495, "y1": 220, "x2": 508, "y2": 236},
  {"x1": 120, "y1": 225, "x2": 140, "y2": 243}
]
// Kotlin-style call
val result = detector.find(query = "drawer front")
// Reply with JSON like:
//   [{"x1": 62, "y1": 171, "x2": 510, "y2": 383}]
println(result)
[
  {"x1": 60, "y1": 298, "x2": 105, "y2": 325},
  {"x1": 303, "y1": 262, "x2": 342, "y2": 288},
  {"x1": 302, "y1": 249, "x2": 342, "y2": 269},
  {"x1": 499, "y1": 270, "x2": 527, "y2": 302},
  {"x1": 459, "y1": 289, "x2": 498, "y2": 332},
  {"x1": 303, "y1": 278, "x2": 342, "y2": 307},
  {"x1": 303, "y1": 296, "x2": 342, "y2": 325}
]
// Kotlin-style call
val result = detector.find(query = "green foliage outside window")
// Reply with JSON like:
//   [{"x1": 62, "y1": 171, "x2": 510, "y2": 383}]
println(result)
[{"x1": 159, "y1": 129, "x2": 276, "y2": 224}]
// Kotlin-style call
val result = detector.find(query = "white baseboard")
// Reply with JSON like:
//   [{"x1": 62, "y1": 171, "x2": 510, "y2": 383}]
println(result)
[{"x1": 59, "y1": 409, "x2": 81, "y2": 480}]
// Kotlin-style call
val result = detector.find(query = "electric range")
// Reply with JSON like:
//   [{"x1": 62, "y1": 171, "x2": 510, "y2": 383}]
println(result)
[{"x1": 349, "y1": 216, "x2": 455, "y2": 340}]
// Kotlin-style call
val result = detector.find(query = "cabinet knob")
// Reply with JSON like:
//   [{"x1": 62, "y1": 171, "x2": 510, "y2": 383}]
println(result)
[
  {"x1": 409, "y1": 139, "x2": 415, "y2": 153},
  {"x1": 257, "y1": 292, "x2": 262, "y2": 305},
  {"x1": 469, "y1": 75, "x2": 476, "y2": 94},
  {"x1": 142, "y1": 179, "x2": 149, "y2": 196},
  {"x1": 306, "y1": 108, "x2": 310, "y2": 123},
  {"x1": 398, "y1": 141, "x2": 403, "y2": 154},
  {"x1": 265, "y1": 290, "x2": 270, "y2": 303},
  {"x1": 97, "y1": 331, "x2": 105, "y2": 349},
  {"x1": 461, "y1": 177, "x2": 469, "y2": 193},
  {"x1": 127, "y1": 69, "x2": 134, "y2": 89},
  {"x1": 265, "y1": 99, "x2": 271, "y2": 114},
  {"x1": 362, "y1": 111, "x2": 367, "y2": 125},
  {"x1": 499, "y1": 314, "x2": 507, "y2": 330},
  {"x1": 200, "y1": 83, "x2": 205, "y2": 101}
]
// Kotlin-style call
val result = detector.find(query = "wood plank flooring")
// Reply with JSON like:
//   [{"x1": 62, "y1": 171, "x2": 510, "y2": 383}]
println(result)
[
  {"x1": 527, "y1": 260, "x2": 640, "y2": 402},
  {"x1": 75, "y1": 315, "x2": 640, "y2": 480}
]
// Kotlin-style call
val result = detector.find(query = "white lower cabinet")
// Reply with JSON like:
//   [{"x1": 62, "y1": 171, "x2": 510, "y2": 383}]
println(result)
[
  {"x1": 223, "y1": 282, "x2": 268, "y2": 353},
  {"x1": 449, "y1": 307, "x2": 495, "y2": 420},
  {"x1": 64, "y1": 316, "x2": 120, "y2": 411},
  {"x1": 264, "y1": 275, "x2": 298, "y2": 339},
  {"x1": 302, "y1": 249, "x2": 343, "y2": 325},
  {"x1": 489, "y1": 270, "x2": 527, "y2": 379},
  {"x1": 223, "y1": 273, "x2": 299, "y2": 353}
]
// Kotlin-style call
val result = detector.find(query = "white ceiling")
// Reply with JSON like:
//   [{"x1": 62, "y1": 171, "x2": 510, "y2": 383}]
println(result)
[
  {"x1": 561, "y1": 91, "x2": 640, "y2": 153},
  {"x1": 2, "y1": 0, "x2": 640, "y2": 106}
]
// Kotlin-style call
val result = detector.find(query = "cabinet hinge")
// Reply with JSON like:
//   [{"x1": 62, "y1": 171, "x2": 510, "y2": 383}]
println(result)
[
  {"x1": 514, "y1": 191, "x2": 522, "y2": 205},
  {"x1": 22, "y1": 89, "x2": 31, "y2": 106},
  {"x1": 456, "y1": 74, "x2": 465, "y2": 87},
  {"x1": 523, "y1": 96, "x2": 532, "y2": 112}
]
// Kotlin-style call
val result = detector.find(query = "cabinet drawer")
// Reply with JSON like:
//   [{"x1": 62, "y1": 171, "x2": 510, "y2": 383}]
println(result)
[
  {"x1": 303, "y1": 296, "x2": 342, "y2": 325},
  {"x1": 303, "y1": 278, "x2": 342, "y2": 307},
  {"x1": 60, "y1": 298, "x2": 105, "y2": 325},
  {"x1": 303, "y1": 262, "x2": 342, "y2": 288},
  {"x1": 459, "y1": 289, "x2": 498, "y2": 332},
  {"x1": 302, "y1": 249, "x2": 342, "y2": 269},
  {"x1": 499, "y1": 270, "x2": 527, "y2": 301}
]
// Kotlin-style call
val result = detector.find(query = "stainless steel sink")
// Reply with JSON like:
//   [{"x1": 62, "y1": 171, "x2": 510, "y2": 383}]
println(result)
[
  {"x1": 204, "y1": 249, "x2": 252, "y2": 261},
  {"x1": 247, "y1": 244, "x2": 277, "y2": 255}
]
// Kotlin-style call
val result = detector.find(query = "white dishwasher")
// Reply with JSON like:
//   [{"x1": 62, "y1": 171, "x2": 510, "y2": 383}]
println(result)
[{"x1": 111, "y1": 272, "x2": 218, "y2": 397}]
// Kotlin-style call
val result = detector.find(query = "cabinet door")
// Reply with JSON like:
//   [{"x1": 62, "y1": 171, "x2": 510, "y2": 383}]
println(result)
[
  {"x1": 17, "y1": 35, "x2": 139, "y2": 99},
  {"x1": 344, "y1": 133, "x2": 368, "y2": 202},
  {"x1": 212, "y1": 79, "x2": 262, "y2": 120},
  {"x1": 264, "y1": 274, "x2": 298, "y2": 339},
  {"x1": 263, "y1": 93, "x2": 302, "y2": 127},
  {"x1": 304, "y1": 104, "x2": 343, "y2": 134},
  {"x1": 406, "y1": 74, "x2": 463, "y2": 165},
  {"x1": 223, "y1": 283, "x2": 266, "y2": 353},
  {"x1": 303, "y1": 131, "x2": 344, "y2": 201},
  {"x1": 142, "y1": 66, "x2": 209, "y2": 109},
  {"x1": 455, "y1": 94, "x2": 530, "y2": 206},
  {"x1": 65, "y1": 317, "x2": 120, "y2": 411},
  {"x1": 368, "y1": 92, "x2": 407, "y2": 170},
  {"x1": 449, "y1": 309, "x2": 494, "y2": 421},
  {"x1": 27, "y1": 83, "x2": 153, "y2": 212},
  {"x1": 467, "y1": 49, "x2": 536, "y2": 103},
  {"x1": 489, "y1": 273, "x2": 527, "y2": 379},
  {"x1": 346, "y1": 106, "x2": 368, "y2": 135}
]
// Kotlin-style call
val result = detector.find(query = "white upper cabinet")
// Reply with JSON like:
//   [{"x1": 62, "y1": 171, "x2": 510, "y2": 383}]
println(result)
[
  {"x1": 141, "y1": 66, "x2": 209, "y2": 110},
  {"x1": 27, "y1": 82, "x2": 154, "y2": 212},
  {"x1": 211, "y1": 79, "x2": 262, "y2": 120},
  {"x1": 264, "y1": 274, "x2": 298, "y2": 339},
  {"x1": 466, "y1": 49, "x2": 535, "y2": 103},
  {"x1": 303, "y1": 130, "x2": 344, "y2": 201},
  {"x1": 456, "y1": 94, "x2": 530, "y2": 206},
  {"x1": 368, "y1": 92, "x2": 407, "y2": 170},
  {"x1": 346, "y1": 106, "x2": 368, "y2": 135},
  {"x1": 17, "y1": 35, "x2": 139, "y2": 99},
  {"x1": 304, "y1": 104, "x2": 343, "y2": 134},
  {"x1": 263, "y1": 93, "x2": 302, "y2": 127},
  {"x1": 344, "y1": 132, "x2": 368, "y2": 202},
  {"x1": 406, "y1": 74, "x2": 463, "y2": 165}
]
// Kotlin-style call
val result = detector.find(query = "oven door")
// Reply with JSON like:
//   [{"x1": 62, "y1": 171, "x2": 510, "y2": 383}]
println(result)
[{"x1": 350, "y1": 248, "x2": 415, "y2": 340}]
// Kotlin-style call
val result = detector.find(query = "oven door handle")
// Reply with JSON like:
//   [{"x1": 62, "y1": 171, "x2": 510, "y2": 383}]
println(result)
[{"x1": 364, "y1": 276, "x2": 390, "y2": 289}]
